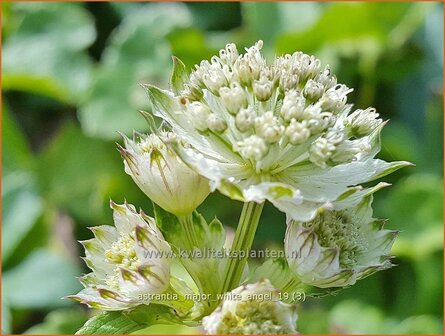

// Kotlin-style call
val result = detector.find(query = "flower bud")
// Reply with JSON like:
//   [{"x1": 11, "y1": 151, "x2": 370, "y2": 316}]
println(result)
[
  {"x1": 314, "y1": 65, "x2": 337, "y2": 89},
  {"x1": 320, "y1": 84, "x2": 353, "y2": 113},
  {"x1": 309, "y1": 137, "x2": 336, "y2": 168},
  {"x1": 187, "y1": 102, "x2": 211, "y2": 131},
  {"x1": 253, "y1": 74, "x2": 274, "y2": 101},
  {"x1": 202, "y1": 62, "x2": 228, "y2": 95},
  {"x1": 303, "y1": 104, "x2": 333, "y2": 134},
  {"x1": 285, "y1": 196, "x2": 398, "y2": 288},
  {"x1": 345, "y1": 107, "x2": 382, "y2": 136},
  {"x1": 234, "y1": 135, "x2": 268, "y2": 161},
  {"x1": 202, "y1": 279, "x2": 298, "y2": 334},
  {"x1": 67, "y1": 201, "x2": 171, "y2": 310},
  {"x1": 281, "y1": 90, "x2": 306, "y2": 122},
  {"x1": 207, "y1": 114, "x2": 228, "y2": 133},
  {"x1": 255, "y1": 111, "x2": 284, "y2": 144},
  {"x1": 219, "y1": 83, "x2": 247, "y2": 115},
  {"x1": 303, "y1": 79, "x2": 324, "y2": 101},
  {"x1": 120, "y1": 133, "x2": 210, "y2": 216},
  {"x1": 279, "y1": 72, "x2": 299, "y2": 92},
  {"x1": 285, "y1": 119, "x2": 311, "y2": 145},
  {"x1": 236, "y1": 107, "x2": 256, "y2": 132},
  {"x1": 219, "y1": 43, "x2": 239, "y2": 65}
]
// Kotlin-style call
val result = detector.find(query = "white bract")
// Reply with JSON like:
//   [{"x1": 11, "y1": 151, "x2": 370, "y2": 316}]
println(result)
[
  {"x1": 202, "y1": 279, "x2": 298, "y2": 334},
  {"x1": 66, "y1": 201, "x2": 171, "y2": 310},
  {"x1": 119, "y1": 132, "x2": 210, "y2": 216},
  {"x1": 145, "y1": 41, "x2": 411, "y2": 221},
  {"x1": 285, "y1": 195, "x2": 397, "y2": 288}
]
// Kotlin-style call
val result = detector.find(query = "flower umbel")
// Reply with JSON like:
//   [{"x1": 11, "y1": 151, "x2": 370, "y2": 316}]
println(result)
[
  {"x1": 285, "y1": 195, "x2": 398, "y2": 288},
  {"x1": 202, "y1": 279, "x2": 298, "y2": 334},
  {"x1": 66, "y1": 201, "x2": 171, "y2": 310},
  {"x1": 119, "y1": 131, "x2": 210, "y2": 216},
  {"x1": 146, "y1": 40, "x2": 411, "y2": 221}
]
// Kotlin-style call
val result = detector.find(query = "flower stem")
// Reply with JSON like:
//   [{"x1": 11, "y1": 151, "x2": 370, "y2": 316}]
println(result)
[
  {"x1": 178, "y1": 213, "x2": 199, "y2": 249},
  {"x1": 220, "y1": 201, "x2": 264, "y2": 295}
]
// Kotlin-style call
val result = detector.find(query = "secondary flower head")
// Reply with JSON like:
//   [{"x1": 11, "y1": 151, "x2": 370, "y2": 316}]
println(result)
[
  {"x1": 66, "y1": 201, "x2": 171, "y2": 310},
  {"x1": 145, "y1": 41, "x2": 410, "y2": 221},
  {"x1": 119, "y1": 131, "x2": 210, "y2": 216},
  {"x1": 285, "y1": 195, "x2": 398, "y2": 288},
  {"x1": 202, "y1": 279, "x2": 298, "y2": 334}
]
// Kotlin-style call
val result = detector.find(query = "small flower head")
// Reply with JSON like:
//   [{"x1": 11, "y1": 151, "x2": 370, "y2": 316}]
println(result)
[
  {"x1": 220, "y1": 83, "x2": 248, "y2": 115},
  {"x1": 285, "y1": 196, "x2": 398, "y2": 288},
  {"x1": 119, "y1": 132, "x2": 210, "y2": 216},
  {"x1": 147, "y1": 41, "x2": 410, "y2": 222},
  {"x1": 345, "y1": 107, "x2": 382, "y2": 137},
  {"x1": 66, "y1": 202, "x2": 171, "y2": 310},
  {"x1": 202, "y1": 279, "x2": 298, "y2": 334}
]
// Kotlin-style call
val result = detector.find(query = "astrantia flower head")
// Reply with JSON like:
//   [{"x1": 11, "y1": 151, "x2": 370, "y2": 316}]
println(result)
[
  {"x1": 145, "y1": 41, "x2": 411, "y2": 221},
  {"x1": 202, "y1": 279, "x2": 298, "y2": 334},
  {"x1": 66, "y1": 201, "x2": 171, "y2": 310},
  {"x1": 119, "y1": 131, "x2": 210, "y2": 216},
  {"x1": 285, "y1": 195, "x2": 398, "y2": 288}
]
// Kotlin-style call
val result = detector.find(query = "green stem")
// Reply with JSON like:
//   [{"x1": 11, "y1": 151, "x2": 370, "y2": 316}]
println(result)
[
  {"x1": 220, "y1": 201, "x2": 264, "y2": 295},
  {"x1": 178, "y1": 213, "x2": 199, "y2": 249}
]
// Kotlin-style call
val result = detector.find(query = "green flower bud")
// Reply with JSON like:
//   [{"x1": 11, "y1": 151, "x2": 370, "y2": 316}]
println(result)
[
  {"x1": 120, "y1": 132, "x2": 210, "y2": 216},
  {"x1": 285, "y1": 196, "x2": 398, "y2": 288}
]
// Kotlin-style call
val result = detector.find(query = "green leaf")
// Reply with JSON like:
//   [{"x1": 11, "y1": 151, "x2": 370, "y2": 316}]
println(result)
[
  {"x1": 378, "y1": 174, "x2": 443, "y2": 259},
  {"x1": 242, "y1": 2, "x2": 320, "y2": 50},
  {"x1": 1, "y1": 299, "x2": 11, "y2": 334},
  {"x1": 24, "y1": 308, "x2": 88, "y2": 334},
  {"x1": 2, "y1": 3, "x2": 95, "y2": 102},
  {"x1": 78, "y1": 3, "x2": 192, "y2": 139},
  {"x1": 35, "y1": 122, "x2": 145, "y2": 224},
  {"x1": 186, "y1": 3, "x2": 242, "y2": 31},
  {"x1": 250, "y1": 258, "x2": 306, "y2": 303},
  {"x1": 413, "y1": 253, "x2": 443, "y2": 316},
  {"x1": 297, "y1": 307, "x2": 329, "y2": 334},
  {"x1": 389, "y1": 314, "x2": 443, "y2": 334},
  {"x1": 276, "y1": 2, "x2": 412, "y2": 54},
  {"x1": 167, "y1": 28, "x2": 215, "y2": 68},
  {"x1": 1, "y1": 172, "x2": 43, "y2": 264},
  {"x1": 154, "y1": 204, "x2": 226, "y2": 252},
  {"x1": 153, "y1": 204, "x2": 226, "y2": 299},
  {"x1": 77, "y1": 312, "x2": 143, "y2": 335},
  {"x1": 76, "y1": 304, "x2": 183, "y2": 335},
  {"x1": 327, "y1": 299, "x2": 443, "y2": 334},
  {"x1": 1, "y1": 104, "x2": 43, "y2": 264},
  {"x1": 152, "y1": 203, "x2": 183, "y2": 245},
  {"x1": 380, "y1": 122, "x2": 420, "y2": 165},
  {"x1": 329, "y1": 300, "x2": 385, "y2": 333},
  {"x1": 170, "y1": 56, "x2": 188, "y2": 94},
  {"x1": 2, "y1": 248, "x2": 81, "y2": 309},
  {"x1": 2, "y1": 105, "x2": 32, "y2": 175}
]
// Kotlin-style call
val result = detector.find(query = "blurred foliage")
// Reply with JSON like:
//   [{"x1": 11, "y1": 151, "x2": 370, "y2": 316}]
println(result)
[{"x1": 1, "y1": 1, "x2": 443, "y2": 334}]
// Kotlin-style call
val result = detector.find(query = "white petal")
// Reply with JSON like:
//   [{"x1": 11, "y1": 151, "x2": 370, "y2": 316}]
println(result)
[
  {"x1": 283, "y1": 159, "x2": 411, "y2": 203},
  {"x1": 66, "y1": 286, "x2": 136, "y2": 311}
]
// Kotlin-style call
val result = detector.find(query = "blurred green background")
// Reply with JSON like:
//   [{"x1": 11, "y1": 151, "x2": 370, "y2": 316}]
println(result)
[{"x1": 1, "y1": 1, "x2": 443, "y2": 334}]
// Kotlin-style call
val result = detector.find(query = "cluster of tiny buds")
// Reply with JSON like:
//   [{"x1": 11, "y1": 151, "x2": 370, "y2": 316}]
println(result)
[
  {"x1": 178, "y1": 41, "x2": 382, "y2": 168},
  {"x1": 130, "y1": 131, "x2": 189, "y2": 155},
  {"x1": 303, "y1": 210, "x2": 368, "y2": 267}
]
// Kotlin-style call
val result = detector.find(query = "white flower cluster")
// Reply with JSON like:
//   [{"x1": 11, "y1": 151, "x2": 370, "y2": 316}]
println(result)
[
  {"x1": 148, "y1": 40, "x2": 410, "y2": 221},
  {"x1": 202, "y1": 279, "x2": 298, "y2": 334},
  {"x1": 68, "y1": 41, "x2": 410, "y2": 335},
  {"x1": 183, "y1": 41, "x2": 366, "y2": 168}
]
